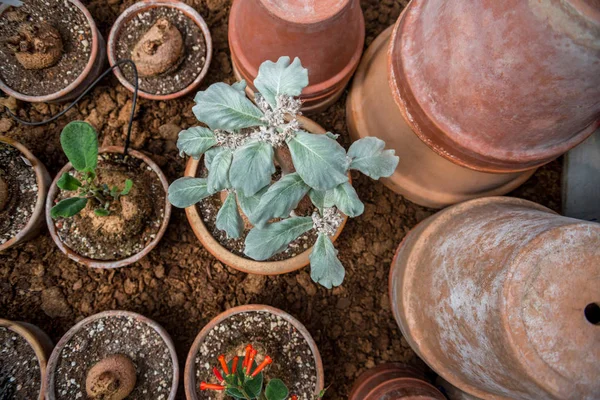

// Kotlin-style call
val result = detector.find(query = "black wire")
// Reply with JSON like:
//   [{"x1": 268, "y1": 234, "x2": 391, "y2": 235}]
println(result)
[{"x1": 3, "y1": 59, "x2": 139, "y2": 156}]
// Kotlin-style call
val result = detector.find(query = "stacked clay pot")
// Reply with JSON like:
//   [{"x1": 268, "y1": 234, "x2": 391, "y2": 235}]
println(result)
[
  {"x1": 390, "y1": 197, "x2": 600, "y2": 399},
  {"x1": 347, "y1": 0, "x2": 600, "y2": 208}
]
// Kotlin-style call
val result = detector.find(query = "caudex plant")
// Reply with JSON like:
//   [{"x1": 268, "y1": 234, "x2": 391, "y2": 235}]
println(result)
[
  {"x1": 50, "y1": 121, "x2": 133, "y2": 219},
  {"x1": 168, "y1": 56, "x2": 399, "y2": 288}
]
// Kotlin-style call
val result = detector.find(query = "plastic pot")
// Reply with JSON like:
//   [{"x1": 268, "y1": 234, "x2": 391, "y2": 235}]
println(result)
[
  {"x1": 389, "y1": 197, "x2": 600, "y2": 399},
  {"x1": 45, "y1": 310, "x2": 179, "y2": 400},
  {"x1": 45, "y1": 146, "x2": 171, "y2": 268},
  {"x1": 229, "y1": 0, "x2": 364, "y2": 113},
  {"x1": 107, "y1": 0, "x2": 212, "y2": 101},
  {"x1": 0, "y1": 319, "x2": 53, "y2": 400},
  {"x1": 0, "y1": 136, "x2": 51, "y2": 251},
  {"x1": 184, "y1": 304, "x2": 324, "y2": 400},
  {"x1": 0, "y1": 0, "x2": 106, "y2": 103},
  {"x1": 184, "y1": 115, "x2": 347, "y2": 275},
  {"x1": 346, "y1": 26, "x2": 535, "y2": 209}
]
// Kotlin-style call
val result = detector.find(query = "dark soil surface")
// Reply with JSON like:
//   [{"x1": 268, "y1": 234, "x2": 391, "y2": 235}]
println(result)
[
  {"x1": 0, "y1": 0, "x2": 92, "y2": 96},
  {"x1": 0, "y1": 326, "x2": 42, "y2": 399},
  {"x1": 0, "y1": 0, "x2": 561, "y2": 399}
]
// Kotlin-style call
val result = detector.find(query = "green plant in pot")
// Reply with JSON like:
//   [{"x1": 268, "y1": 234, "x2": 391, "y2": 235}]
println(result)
[{"x1": 168, "y1": 57, "x2": 399, "y2": 288}]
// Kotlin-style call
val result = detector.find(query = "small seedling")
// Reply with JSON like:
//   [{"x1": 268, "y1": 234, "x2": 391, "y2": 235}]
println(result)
[
  {"x1": 168, "y1": 56, "x2": 399, "y2": 288},
  {"x1": 50, "y1": 121, "x2": 133, "y2": 219}
]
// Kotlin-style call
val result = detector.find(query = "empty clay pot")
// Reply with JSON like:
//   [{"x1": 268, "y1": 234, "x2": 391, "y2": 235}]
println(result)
[
  {"x1": 229, "y1": 0, "x2": 365, "y2": 113},
  {"x1": 349, "y1": 363, "x2": 445, "y2": 400},
  {"x1": 0, "y1": 136, "x2": 51, "y2": 252},
  {"x1": 390, "y1": 197, "x2": 600, "y2": 399},
  {"x1": 390, "y1": 0, "x2": 600, "y2": 172},
  {"x1": 0, "y1": 319, "x2": 53, "y2": 400},
  {"x1": 346, "y1": 26, "x2": 535, "y2": 208},
  {"x1": 184, "y1": 116, "x2": 347, "y2": 275}
]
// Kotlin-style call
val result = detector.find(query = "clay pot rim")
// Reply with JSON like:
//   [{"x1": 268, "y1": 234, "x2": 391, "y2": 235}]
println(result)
[
  {"x1": 107, "y1": 0, "x2": 213, "y2": 101},
  {"x1": 45, "y1": 146, "x2": 172, "y2": 269},
  {"x1": 366, "y1": 377, "x2": 444, "y2": 399},
  {"x1": 0, "y1": 319, "x2": 50, "y2": 400},
  {"x1": 259, "y1": 0, "x2": 353, "y2": 25},
  {"x1": 184, "y1": 116, "x2": 348, "y2": 275},
  {"x1": 45, "y1": 310, "x2": 179, "y2": 400},
  {"x1": 183, "y1": 304, "x2": 325, "y2": 400},
  {"x1": 0, "y1": 0, "x2": 101, "y2": 103},
  {"x1": 349, "y1": 363, "x2": 429, "y2": 400},
  {"x1": 388, "y1": 196, "x2": 555, "y2": 400},
  {"x1": 0, "y1": 136, "x2": 50, "y2": 252}
]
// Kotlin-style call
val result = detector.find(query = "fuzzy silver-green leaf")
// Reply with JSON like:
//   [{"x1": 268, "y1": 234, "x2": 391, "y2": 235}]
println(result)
[
  {"x1": 309, "y1": 189, "x2": 327, "y2": 214},
  {"x1": 330, "y1": 182, "x2": 364, "y2": 217},
  {"x1": 216, "y1": 192, "x2": 244, "y2": 239},
  {"x1": 244, "y1": 216, "x2": 313, "y2": 261},
  {"x1": 168, "y1": 177, "x2": 211, "y2": 208},
  {"x1": 348, "y1": 137, "x2": 399, "y2": 179},
  {"x1": 204, "y1": 147, "x2": 223, "y2": 171},
  {"x1": 251, "y1": 172, "x2": 310, "y2": 228},
  {"x1": 57, "y1": 173, "x2": 82, "y2": 191},
  {"x1": 207, "y1": 149, "x2": 233, "y2": 193},
  {"x1": 310, "y1": 233, "x2": 345, "y2": 289},
  {"x1": 237, "y1": 186, "x2": 268, "y2": 219},
  {"x1": 229, "y1": 141, "x2": 275, "y2": 197},
  {"x1": 254, "y1": 56, "x2": 308, "y2": 108},
  {"x1": 177, "y1": 126, "x2": 217, "y2": 159},
  {"x1": 60, "y1": 121, "x2": 98, "y2": 172}
]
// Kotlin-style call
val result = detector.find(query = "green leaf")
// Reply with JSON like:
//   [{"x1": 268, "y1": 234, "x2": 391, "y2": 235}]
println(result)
[
  {"x1": 242, "y1": 373, "x2": 263, "y2": 399},
  {"x1": 204, "y1": 147, "x2": 224, "y2": 171},
  {"x1": 230, "y1": 141, "x2": 275, "y2": 197},
  {"x1": 177, "y1": 126, "x2": 217, "y2": 159},
  {"x1": 237, "y1": 186, "x2": 268, "y2": 219},
  {"x1": 168, "y1": 177, "x2": 211, "y2": 208},
  {"x1": 193, "y1": 82, "x2": 265, "y2": 131},
  {"x1": 265, "y1": 379, "x2": 289, "y2": 400},
  {"x1": 310, "y1": 233, "x2": 345, "y2": 289},
  {"x1": 121, "y1": 179, "x2": 133, "y2": 196},
  {"x1": 254, "y1": 56, "x2": 308, "y2": 108},
  {"x1": 330, "y1": 182, "x2": 364, "y2": 217},
  {"x1": 60, "y1": 121, "x2": 98, "y2": 172},
  {"x1": 309, "y1": 189, "x2": 326, "y2": 214},
  {"x1": 94, "y1": 208, "x2": 110, "y2": 217},
  {"x1": 287, "y1": 131, "x2": 348, "y2": 191},
  {"x1": 232, "y1": 80, "x2": 247, "y2": 94},
  {"x1": 251, "y1": 173, "x2": 310, "y2": 228},
  {"x1": 56, "y1": 173, "x2": 82, "y2": 191},
  {"x1": 50, "y1": 197, "x2": 88, "y2": 219},
  {"x1": 216, "y1": 192, "x2": 244, "y2": 239},
  {"x1": 348, "y1": 137, "x2": 399, "y2": 179},
  {"x1": 244, "y1": 217, "x2": 313, "y2": 261},
  {"x1": 207, "y1": 148, "x2": 233, "y2": 193}
]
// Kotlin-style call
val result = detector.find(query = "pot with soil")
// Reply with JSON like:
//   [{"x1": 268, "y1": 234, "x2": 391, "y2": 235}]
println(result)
[
  {"x1": 349, "y1": 363, "x2": 445, "y2": 400},
  {"x1": 229, "y1": 0, "x2": 365, "y2": 113},
  {"x1": 0, "y1": 0, "x2": 106, "y2": 103},
  {"x1": 168, "y1": 57, "x2": 398, "y2": 288},
  {"x1": 0, "y1": 318, "x2": 53, "y2": 400},
  {"x1": 45, "y1": 310, "x2": 178, "y2": 400},
  {"x1": 389, "y1": 197, "x2": 600, "y2": 399},
  {"x1": 184, "y1": 304, "x2": 323, "y2": 400},
  {"x1": 45, "y1": 121, "x2": 171, "y2": 268},
  {"x1": 0, "y1": 136, "x2": 51, "y2": 251},
  {"x1": 107, "y1": 0, "x2": 212, "y2": 101}
]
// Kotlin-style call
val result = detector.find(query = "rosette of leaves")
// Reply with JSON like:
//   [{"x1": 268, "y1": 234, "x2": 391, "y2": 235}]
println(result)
[
  {"x1": 50, "y1": 121, "x2": 133, "y2": 219},
  {"x1": 168, "y1": 56, "x2": 399, "y2": 288}
]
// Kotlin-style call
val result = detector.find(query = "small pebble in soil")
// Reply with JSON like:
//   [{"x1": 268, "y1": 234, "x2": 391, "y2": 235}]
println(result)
[{"x1": 0, "y1": 326, "x2": 42, "y2": 400}]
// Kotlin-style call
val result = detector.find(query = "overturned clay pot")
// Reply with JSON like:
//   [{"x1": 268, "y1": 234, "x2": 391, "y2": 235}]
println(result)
[
  {"x1": 131, "y1": 17, "x2": 184, "y2": 77},
  {"x1": 7, "y1": 22, "x2": 63, "y2": 70},
  {"x1": 86, "y1": 354, "x2": 136, "y2": 400}
]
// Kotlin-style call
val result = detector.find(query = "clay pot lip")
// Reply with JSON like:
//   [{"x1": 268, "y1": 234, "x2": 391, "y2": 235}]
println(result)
[
  {"x1": 349, "y1": 363, "x2": 429, "y2": 400},
  {"x1": 0, "y1": 319, "x2": 51, "y2": 400},
  {"x1": 184, "y1": 116, "x2": 348, "y2": 276},
  {"x1": 183, "y1": 304, "x2": 325, "y2": 400},
  {"x1": 0, "y1": 136, "x2": 50, "y2": 252},
  {"x1": 259, "y1": 0, "x2": 353, "y2": 25},
  {"x1": 45, "y1": 145, "x2": 172, "y2": 269},
  {"x1": 0, "y1": 0, "x2": 101, "y2": 103},
  {"x1": 107, "y1": 0, "x2": 213, "y2": 101},
  {"x1": 45, "y1": 310, "x2": 179, "y2": 400}
]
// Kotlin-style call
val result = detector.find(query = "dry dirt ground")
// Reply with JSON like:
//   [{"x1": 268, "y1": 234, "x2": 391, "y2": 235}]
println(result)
[{"x1": 0, "y1": 0, "x2": 561, "y2": 398}]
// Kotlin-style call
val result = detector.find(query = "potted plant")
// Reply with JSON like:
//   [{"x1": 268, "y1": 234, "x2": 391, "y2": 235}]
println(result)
[
  {"x1": 107, "y1": 0, "x2": 212, "y2": 101},
  {"x1": 184, "y1": 305, "x2": 324, "y2": 400},
  {"x1": 0, "y1": 0, "x2": 106, "y2": 103},
  {"x1": 0, "y1": 136, "x2": 51, "y2": 251},
  {"x1": 0, "y1": 318, "x2": 53, "y2": 400},
  {"x1": 45, "y1": 310, "x2": 178, "y2": 400},
  {"x1": 45, "y1": 121, "x2": 171, "y2": 268},
  {"x1": 169, "y1": 57, "x2": 398, "y2": 288}
]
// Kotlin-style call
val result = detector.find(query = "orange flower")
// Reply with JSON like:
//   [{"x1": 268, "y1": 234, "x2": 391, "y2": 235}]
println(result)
[
  {"x1": 251, "y1": 355, "x2": 273, "y2": 377},
  {"x1": 213, "y1": 367, "x2": 224, "y2": 382},
  {"x1": 242, "y1": 344, "x2": 253, "y2": 367},
  {"x1": 245, "y1": 348, "x2": 258, "y2": 375},
  {"x1": 218, "y1": 354, "x2": 230, "y2": 375},
  {"x1": 200, "y1": 382, "x2": 225, "y2": 391},
  {"x1": 232, "y1": 356, "x2": 239, "y2": 373}
]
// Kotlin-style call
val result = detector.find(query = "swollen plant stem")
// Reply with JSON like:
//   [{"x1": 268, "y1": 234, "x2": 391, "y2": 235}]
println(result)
[{"x1": 3, "y1": 59, "x2": 139, "y2": 156}]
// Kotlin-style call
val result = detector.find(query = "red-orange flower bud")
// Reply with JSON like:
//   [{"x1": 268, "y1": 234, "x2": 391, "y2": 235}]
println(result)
[
  {"x1": 218, "y1": 354, "x2": 230, "y2": 375},
  {"x1": 242, "y1": 344, "x2": 253, "y2": 367},
  {"x1": 251, "y1": 355, "x2": 273, "y2": 377},
  {"x1": 245, "y1": 349, "x2": 258, "y2": 375},
  {"x1": 232, "y1": 356, "x2": 239, "y2": 373},
  {"x1": 213, "y1": 367, "x2": 223, "y2": 382},
  {"x1": 200, "y1": 382, "x2": 225, "y2": 391}
]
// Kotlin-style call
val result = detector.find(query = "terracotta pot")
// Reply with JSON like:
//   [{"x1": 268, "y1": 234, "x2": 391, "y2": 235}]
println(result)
[
  {"x1": 184, "y1": 116, "x2": 348, "y2": 275},
  {"x1": 436, "y1": 377, "x2": 483, "y2": 400},
  {"x1": 0, "y1": 136, "x2": 51, "y2": 251},
  {"x1": 45, "y1": 310, "x2": 179, "y2": 400},
  {"x1": 346, "y1": 26, "x2": 535, "y2": 209},
  {"x1": 184, "y1": 304, "x2": 324, "y2": 400},
  {"x1": 45, "y1": 146, "x2": 171, "y2": 268},
  {"x1": 389, "y1": 197, "x2": 600, "y2": 399},
  {"x1": 229, "y1": 0, "x2": 364, "y2": 113},
  {"x1": 107, "y1": 0, "x2": 212, "y2": 101},
  {"x1": 390, "y1": 0, "x2": 600, "y2": 172},
  {"x1": 349, "y1": 363, "x2": 445, "y2": 400},
  {"x1": 0, "y1": 0, "x2": 106, "y2": 103},
  {"x1": 0, "y1": 319, "x2": 53, "y2": 400}
]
